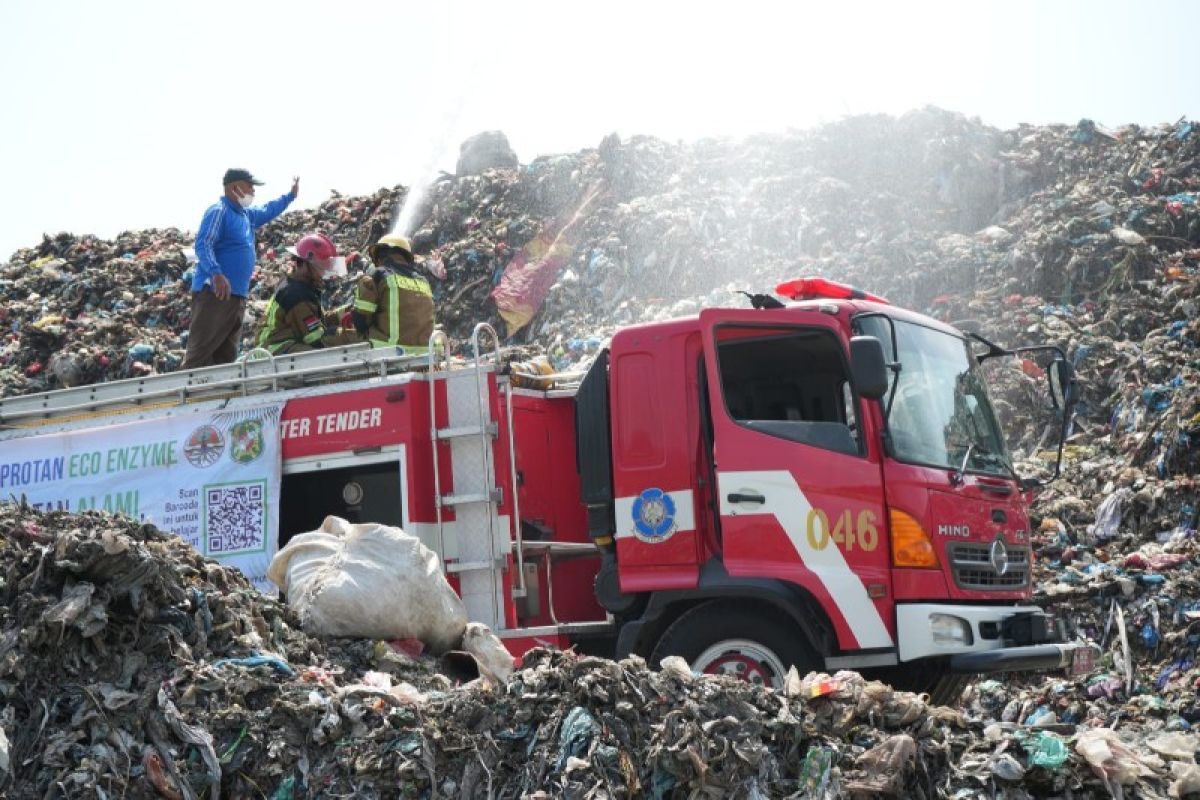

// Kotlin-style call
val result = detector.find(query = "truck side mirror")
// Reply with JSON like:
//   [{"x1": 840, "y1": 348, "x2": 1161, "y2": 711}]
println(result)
[{"x1": 850, "y1": 336, "x2": 889, "y2": 399}]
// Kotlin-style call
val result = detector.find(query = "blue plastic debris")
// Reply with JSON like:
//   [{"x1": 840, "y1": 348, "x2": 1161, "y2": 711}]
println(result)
[
  {"x1": 214, "y1": 653, "x2": 295, "y2": 677},
  {"x1": 1024, "y1": 705, "x2": 1055, "y2": 726},
  {"x1": 556, "y1": 706, "x2": 599, "y2": 771},
  {"x1": 1156, "y1": 659, "x2": 1194, "y2": 690},
  {"x1": 1141, "y1": 623, "x2": 1161, "y2": 649},
  {"x1": 128, "y1": 343, "x2": 155, "y2": 362},
  {"x1": 271, "y1": 775, "x2": 296, "y2": 800}
]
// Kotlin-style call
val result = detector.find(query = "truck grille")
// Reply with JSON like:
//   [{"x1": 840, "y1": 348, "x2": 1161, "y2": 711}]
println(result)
[{"x1": 948, "y1": 541, "x2": 1030, "y2": 591}]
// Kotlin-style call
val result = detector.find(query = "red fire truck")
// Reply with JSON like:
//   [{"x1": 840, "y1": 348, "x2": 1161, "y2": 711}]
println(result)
[{"x1": 0, "y1": 278, "x2": 1094, "y2": 700}]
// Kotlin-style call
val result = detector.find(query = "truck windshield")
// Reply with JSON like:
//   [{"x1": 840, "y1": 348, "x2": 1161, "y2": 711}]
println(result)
[{"x1": 857, "y1": 315, "x2": 1013, "y2": 478}]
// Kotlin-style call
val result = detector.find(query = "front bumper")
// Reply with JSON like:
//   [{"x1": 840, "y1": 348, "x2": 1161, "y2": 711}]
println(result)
[
  {"x1": 896, "y1": 603, "x2": 1098, "y2": 674},
  {"x1": 948, "y1": 641, "x2": 1098, "y2": 674}
]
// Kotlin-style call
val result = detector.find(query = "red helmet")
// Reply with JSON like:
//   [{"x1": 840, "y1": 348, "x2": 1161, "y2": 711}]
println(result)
[{"x1": 286, "y1": 233, "x2": 339, "y2": 272}]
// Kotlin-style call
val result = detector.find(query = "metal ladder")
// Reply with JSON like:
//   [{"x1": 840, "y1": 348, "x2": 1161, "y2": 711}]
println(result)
[{"x1": 428, "y1": 324, "x2": 509, "y2": 630}]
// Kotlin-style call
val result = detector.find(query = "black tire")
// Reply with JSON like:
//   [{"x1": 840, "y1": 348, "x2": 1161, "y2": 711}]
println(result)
[
  {"x1": 869, "y1": 664, "x2": 971, "y2": 706},
  {"x1": 648, "y1": 600, "x2": 820, "y2": 689},
  {"x1": 926, "y1": 673, "x2": 971, "y2": 706}
]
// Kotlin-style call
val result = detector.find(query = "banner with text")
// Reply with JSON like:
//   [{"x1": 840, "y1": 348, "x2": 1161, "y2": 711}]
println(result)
[{"x1": 0, "y1": 403, "x2": 284, "y2": 592}]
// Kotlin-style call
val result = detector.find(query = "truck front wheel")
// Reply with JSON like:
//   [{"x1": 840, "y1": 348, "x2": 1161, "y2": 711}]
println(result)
[{"x1": 648, "y1": 601, "x2": 819, "y2": 689}]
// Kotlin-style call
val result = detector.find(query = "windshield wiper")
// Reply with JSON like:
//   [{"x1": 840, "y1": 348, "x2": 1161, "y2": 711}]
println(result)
[
  {"x1": 949, "y1": 442, "x2": 1015, "y2": 485},
  {"x1": 967, "y1": 444, "x2": 1017, "y2": 480},
  {"x1": 949, "y1": 444, "x2": 974, "y2": 487}
]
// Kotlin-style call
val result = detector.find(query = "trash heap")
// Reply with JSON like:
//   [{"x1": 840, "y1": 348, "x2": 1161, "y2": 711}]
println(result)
[
  {"x1": 9, "y1": 504, "x2": 1200, "y2": 799},
  {"x1": 903, "y1": 117, "x2": 1200, "y2": 789}
]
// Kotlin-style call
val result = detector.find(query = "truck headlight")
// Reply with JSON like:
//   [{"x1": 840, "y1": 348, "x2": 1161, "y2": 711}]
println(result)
[{"x1": 930, "y1": 614, "x2": 974, "y2": 646}]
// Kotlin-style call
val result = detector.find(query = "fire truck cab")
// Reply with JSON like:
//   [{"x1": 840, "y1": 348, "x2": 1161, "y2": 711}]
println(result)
[{"x1": 566, "y1": 284, "x2": 1092, "y2": 694}]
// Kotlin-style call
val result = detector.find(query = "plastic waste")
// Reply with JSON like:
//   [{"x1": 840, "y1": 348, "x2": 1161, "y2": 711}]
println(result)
[
  {"x1": 1076, "y1": 728, "x2": 1162, "y2": 790},
  {"x1": 1112, "y1": 227, "x2": 1147, "y2": 245},
  {"x1": 461, "y1": 622, "x2": 515, "y2": 686},
  {"x1": 658, "y1": 654, "x2": 694, "y2": 681},
  {"x1": 1170, "y1": 762, "x2": 1200, "y2": 799},
  {"x1": 991, "y1": 753, "x2": 1027, "y2": 781},
  {"x1": 1026, "y1": 731, "x2": 1069, "y2": 769},
  {"x1": 1088, "y1": 488, "x2": 1133, "y2": 541},
  {"x1": 128, "y1": 342, "x2": 155, "y2": 362},
  {"x1": 1147, "y1": 732, "x2": 1200, "y2": 760},
  {"x1": 798, "y1": 745, "x2": 834, "y2": 797},
  {"x1": 556, "y1": 706, "x2": 599, "y2": 770},
  {"x1": 213, "y1": 652, "x2": 295, "y2": 677}
]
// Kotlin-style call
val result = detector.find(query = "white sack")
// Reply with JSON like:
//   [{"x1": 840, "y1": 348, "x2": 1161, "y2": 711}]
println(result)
[{"x1": 267, "y1": 516, "x2": 467, "y2": 653}]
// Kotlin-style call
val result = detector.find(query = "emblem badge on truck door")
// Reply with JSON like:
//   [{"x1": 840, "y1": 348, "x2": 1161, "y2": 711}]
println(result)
[{"x1": 632, "y1": 488, "x2": 677, "y2": 543}]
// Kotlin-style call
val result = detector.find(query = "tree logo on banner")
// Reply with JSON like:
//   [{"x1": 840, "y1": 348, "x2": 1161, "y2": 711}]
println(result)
[{"x1": 183, "y1": 425, "x2": 225, "y2": 468}]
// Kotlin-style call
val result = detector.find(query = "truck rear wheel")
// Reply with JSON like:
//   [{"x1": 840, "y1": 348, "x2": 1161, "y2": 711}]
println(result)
[{"x1": 649, "y1": 601, "x2": 819, "y2": 689}]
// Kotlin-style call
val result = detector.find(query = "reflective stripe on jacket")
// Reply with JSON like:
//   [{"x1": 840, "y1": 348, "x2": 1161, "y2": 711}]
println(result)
[
  {"x1": 257, "y1": 277, "x2": 336, "y2": 354},
  {"x1": 353, "y1": 266, "x2": 434, "y2": 348}
]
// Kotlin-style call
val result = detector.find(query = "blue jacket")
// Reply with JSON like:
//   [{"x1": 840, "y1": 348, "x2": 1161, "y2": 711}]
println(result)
[{"x1": 192, "y1": 192, "x2": 295, "y2": 297}]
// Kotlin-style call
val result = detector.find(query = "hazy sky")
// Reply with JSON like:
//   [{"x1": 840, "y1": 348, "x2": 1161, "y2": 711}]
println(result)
[{"x1": 1, "y1": 0, "x2": 1197, "y2": 259}]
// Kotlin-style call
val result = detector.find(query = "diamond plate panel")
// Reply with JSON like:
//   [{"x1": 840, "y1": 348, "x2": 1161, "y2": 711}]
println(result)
[
  {"x1": 451, "y1": 438, "x2": 490, "y2": 497},
  {"x1": 459, "y1": 571, "x2": 504, "y2": 629},
  {"x1": 445, "y1": 370, "x2": 491, "y2": 427}
]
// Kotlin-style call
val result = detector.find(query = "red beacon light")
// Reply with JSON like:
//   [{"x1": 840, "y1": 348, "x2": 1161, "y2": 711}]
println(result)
[{"x1": 775, "y1": 277, "x2": 889, "y2": 305}]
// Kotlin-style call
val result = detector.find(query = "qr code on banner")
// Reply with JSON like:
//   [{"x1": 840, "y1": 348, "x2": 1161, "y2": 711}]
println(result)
[{"x1": 203, "y1": 480, "x2": 267, "y2": 555}]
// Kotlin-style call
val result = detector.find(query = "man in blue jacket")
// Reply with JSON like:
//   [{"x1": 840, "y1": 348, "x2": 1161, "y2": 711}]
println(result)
[{"x1": 182, "y1": 168, "x2": 299, "y2": 368}]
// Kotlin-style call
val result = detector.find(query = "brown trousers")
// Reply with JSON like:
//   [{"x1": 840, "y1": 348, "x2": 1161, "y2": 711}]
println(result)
[{"x1": 182, "y1": 290, "x2": 247, "y2": 369}]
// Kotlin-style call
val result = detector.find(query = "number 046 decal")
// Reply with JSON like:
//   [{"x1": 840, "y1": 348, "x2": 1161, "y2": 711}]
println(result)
[{"x1": 806, "y1": 508, "x2": 880, "y2": 552}]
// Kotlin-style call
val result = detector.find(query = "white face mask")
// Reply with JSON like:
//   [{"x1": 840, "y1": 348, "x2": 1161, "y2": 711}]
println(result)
[{"x1": 237, "y1": 193, "x2": 255, "y2": 209}]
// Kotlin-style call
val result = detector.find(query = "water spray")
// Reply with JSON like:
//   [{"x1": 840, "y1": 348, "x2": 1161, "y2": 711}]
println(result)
[{"x1": 382, "y1": 88, "x2": 478, "y2": 283}]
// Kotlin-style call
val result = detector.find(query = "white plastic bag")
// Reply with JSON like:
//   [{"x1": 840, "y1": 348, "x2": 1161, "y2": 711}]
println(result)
[
  {"x1": 1076, "y1": 728, "x2": 1163, "y2": 792},
  {"x1": 267, "y1": 516, "x2": 467, "y2": 653},
  {"x1": 461, "y1": 622, "x2": 515, "y2": 686},
  {"x1": 1148, "y1": 732, "x2": 1200, "y2": 761}
]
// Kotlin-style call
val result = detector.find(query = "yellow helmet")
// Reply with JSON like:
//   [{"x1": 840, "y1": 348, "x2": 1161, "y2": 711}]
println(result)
[{"x1": 369, "y1": 233, "x2": 414, "y2": 263}]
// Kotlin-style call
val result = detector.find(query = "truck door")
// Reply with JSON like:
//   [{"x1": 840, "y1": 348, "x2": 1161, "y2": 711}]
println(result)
[{"x1": 700, "y1": 309, "x2": 895, "y2": 652}]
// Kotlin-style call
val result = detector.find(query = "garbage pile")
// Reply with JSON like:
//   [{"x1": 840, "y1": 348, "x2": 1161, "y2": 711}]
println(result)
[
  {"x1": 901, "y1": 117, "x2": 1200, "y2": 792},
  {"x1": 8, "y1": 503, "x2": 1200, "y2": 799}
]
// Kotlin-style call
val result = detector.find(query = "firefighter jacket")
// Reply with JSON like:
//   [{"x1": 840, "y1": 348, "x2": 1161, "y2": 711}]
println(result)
[
  {"x1": 351, "y1": 265, "x2": 434, "y2": 351},
  {"x1": 256, "y1": 277, "x2": 341, "y2": 354}
]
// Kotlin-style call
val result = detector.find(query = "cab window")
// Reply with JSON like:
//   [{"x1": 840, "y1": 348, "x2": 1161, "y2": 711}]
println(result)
[{"x1": 715, "y1": 325, "x2": 861, "y2": 456}]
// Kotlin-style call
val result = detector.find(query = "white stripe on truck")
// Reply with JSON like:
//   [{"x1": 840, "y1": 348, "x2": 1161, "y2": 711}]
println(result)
[{"x1": 718, "y1": 470, "x2": 894, "y2": 649}]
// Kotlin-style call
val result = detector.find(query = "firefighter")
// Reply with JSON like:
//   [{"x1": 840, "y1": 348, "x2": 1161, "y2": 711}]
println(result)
[
  {"x1": 352, "y1": 234, "x2": 435, "y2": 353},
  {"x1": 256, "y1": 233, "x2": 358, "y2": 355}
]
